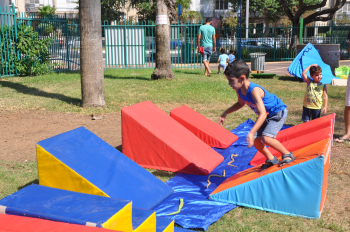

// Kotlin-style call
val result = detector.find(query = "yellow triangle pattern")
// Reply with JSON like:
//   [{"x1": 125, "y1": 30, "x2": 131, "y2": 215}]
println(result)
[{"x1": 36, "y1": 145, "x2": 109, "y2": 197}]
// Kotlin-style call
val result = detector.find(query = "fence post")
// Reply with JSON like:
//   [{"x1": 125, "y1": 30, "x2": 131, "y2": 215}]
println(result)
[
  {"x1": 12, "y1": 3, "x2": 19, "y2": 75},
  {"x1": 299, "y1": 18, "x2": 303, "y2": 44},
  {"x1": 330, "y1": 20, "x2": 333, "y2": 44},
  {"x1": 65, "y1": 13, "x2": 70, "y2": 71},
  {"x1": 274, "y1": 22, "x2": 276, "y2": 62},
  {"x1": 124, "y1": 18, "x2": 127, "y2": 68}
]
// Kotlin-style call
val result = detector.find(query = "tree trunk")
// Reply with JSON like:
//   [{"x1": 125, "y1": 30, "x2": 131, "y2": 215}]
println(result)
[
  {"x1": 80, "y1": 0, "x2": 106, "y2": 107},
  {"x1": 151, "y1": 0, "x2": 175, "y2": 80}
]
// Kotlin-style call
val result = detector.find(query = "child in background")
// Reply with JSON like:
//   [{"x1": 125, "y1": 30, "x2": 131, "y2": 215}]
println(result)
[
  {"x1": 228, "y1": 49, "x2": 235, "y2": 64},
  {"x1": 218, "y1": 60, "x2": 294, "y2": 169},
  {"x1": 217, "y1": 48, "x2": 229, "y2": 74},
  {"x1": 301, "y1": 64, "x2": 328, "y2": 122}
]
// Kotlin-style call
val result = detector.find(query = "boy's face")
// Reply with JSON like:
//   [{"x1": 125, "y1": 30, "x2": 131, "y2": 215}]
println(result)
[
  {"x1": 226, "y1": 74, "x2": 244, "y2": 90},
  {"x1": 311, "y1": 72, "x2": 322, "y2": 83}
]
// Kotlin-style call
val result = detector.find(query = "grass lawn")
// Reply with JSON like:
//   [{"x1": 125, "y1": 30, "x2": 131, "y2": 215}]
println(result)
[{"x1": 0, "y1": 68, "x2": 349, "y2": 231}]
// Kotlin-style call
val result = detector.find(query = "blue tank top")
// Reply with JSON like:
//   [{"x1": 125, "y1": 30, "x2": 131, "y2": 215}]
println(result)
[{"x1": 238, "y1": 82, "x2": 286, "y2": 116}]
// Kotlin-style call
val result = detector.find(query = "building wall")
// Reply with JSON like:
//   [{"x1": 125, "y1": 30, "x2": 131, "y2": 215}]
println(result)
[{"x1": 190, "y1": 0, "x2": 232, "y2": 19}]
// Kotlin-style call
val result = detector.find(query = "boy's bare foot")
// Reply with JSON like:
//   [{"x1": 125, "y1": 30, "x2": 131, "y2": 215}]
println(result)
[{"x1": 335, "y1": 136, "x2": 350, "y2": 143}]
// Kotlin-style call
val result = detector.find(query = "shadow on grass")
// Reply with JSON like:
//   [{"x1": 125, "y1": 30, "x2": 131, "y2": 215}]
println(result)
[
  {"x1": 18, "y1": 179, "x2": 39, "y2": 191},
  {"x1": 104, "y1": 74, "x2": 151, "y2": 81},
  {"x1": 150, "y1": 170, "x2": 177, "y2": 179},
  {"x1": 278, "y1": 76, "x2": 303, "y2": 82},
  {"x1": 0, "y1": 81, "x2": 81, "y2": 106},
  {"x1": 173, "y1": 70, "x2": 202, "y2": 75}
]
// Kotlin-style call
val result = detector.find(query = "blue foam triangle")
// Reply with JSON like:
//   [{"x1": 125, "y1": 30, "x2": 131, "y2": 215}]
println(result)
[
  {"x1": 209, "y1": 157, "x2": 325, "y2": 219},
  {"x1": 37, "y1": 127, "x2": 174, "y2": 210},
  {"x1": 288, "y1": 43, "x2": 340, "y2": 84}
]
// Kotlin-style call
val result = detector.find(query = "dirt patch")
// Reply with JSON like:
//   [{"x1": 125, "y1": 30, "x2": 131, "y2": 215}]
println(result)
[{"x1": 0, "y1": 110, "x2": 122, "y2": 161}]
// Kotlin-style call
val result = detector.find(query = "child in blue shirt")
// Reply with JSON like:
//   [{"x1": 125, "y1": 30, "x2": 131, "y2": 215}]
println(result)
[
  {"x1": 218, "y1": 60, "x2": 295, "y2": 169},
  {"x1": 228, "y1": 49, "x2": 235, "y2": 64},
  {"x1": 217, "y1": 48, "x2": 229, "y2": 74}
]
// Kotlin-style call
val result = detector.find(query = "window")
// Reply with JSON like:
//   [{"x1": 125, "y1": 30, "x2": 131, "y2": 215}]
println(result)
[
  {"x1": 215, "y1": 0, "x2": 228, "y2": 10},
  {"x1": 340, "y1": 2, "x2": 350, "y2": 13}
]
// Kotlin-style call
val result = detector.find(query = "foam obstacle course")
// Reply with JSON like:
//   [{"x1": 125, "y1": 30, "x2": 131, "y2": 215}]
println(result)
[
  {"x1": 0, "y1": 214, "x2": 118, "y2": 232},
  {"x1": 0, "y1": 99, "x2": 336, "y2": 230},
  {"x1": 36, "y1": 126, "x2": 173, "y2": 210},
  {"x1": 170, "y1": 105, "x2": 238, "y2": 148},
  {"x1": 121, "y1": 100, "x2": 224, "y2": 175},
  {"x1": 0, "y1": 184, "x2": 174, "y2": 232},
  {"x1": 250, "y1": 113, "x2": 335, "y2": 166}
]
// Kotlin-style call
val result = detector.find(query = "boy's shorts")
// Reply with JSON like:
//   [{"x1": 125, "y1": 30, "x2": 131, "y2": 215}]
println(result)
[
  {"x1": 255, "y1": 108, "x2": 288, "y2": 138},
  {"x1": 202, "y1": 47, "x2": 213, "y2": 61},
  {"x1": 301, "y1": 106, "x2": 321, "y2": 122},
  {"x1": 346, "y1": 75, "x2": 350, "y2": 106},
  {"x1": 218, "y1": 63, "x2": 226, "y2": 70}
]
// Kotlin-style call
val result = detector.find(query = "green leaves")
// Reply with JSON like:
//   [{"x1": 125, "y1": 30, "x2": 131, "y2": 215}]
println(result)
[
  {"x1": 37, "y1": 5, "x2": 56, "y2": 16},
  {"x1": 15, "y1": 25, "x2": 55, "y2": 76}
]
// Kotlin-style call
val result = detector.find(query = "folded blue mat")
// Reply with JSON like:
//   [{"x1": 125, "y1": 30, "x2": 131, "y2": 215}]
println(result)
[
  {"x1": 288, "y1": 43, "x2": 339, "y2": 84},
  {"x1": 155, "y1": 119, "x2": 291, "y2": 230}
]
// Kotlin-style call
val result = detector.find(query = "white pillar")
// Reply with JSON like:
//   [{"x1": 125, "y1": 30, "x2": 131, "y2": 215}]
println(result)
[{"x1": 246, "y1": 0, "x2": 249, "y2": 38}]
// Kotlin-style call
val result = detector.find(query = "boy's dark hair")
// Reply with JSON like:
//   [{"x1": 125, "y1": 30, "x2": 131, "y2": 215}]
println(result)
[
  {"x1": 229, "y1": 49, "x2": 234, "y2": 54},
  {"x1": 310, "y1": 65, "x2": 322, "y2": 76},
  {"x1": 220, "y1": 48, "x2": 225, "y2": 54},
  {"x1": 224, "y1": 59, "x2": 250, "y2": 79},
  {"x1": 206, "y1": 18, "x2": 212, "y2": 23}
]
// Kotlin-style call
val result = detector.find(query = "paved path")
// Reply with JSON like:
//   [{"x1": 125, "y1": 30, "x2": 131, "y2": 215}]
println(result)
[{"x1": 208, "y1": 60, "x2": 350, "y2": 76}]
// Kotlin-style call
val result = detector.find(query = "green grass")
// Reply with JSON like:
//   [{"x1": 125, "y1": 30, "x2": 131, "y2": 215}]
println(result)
[
  {"x1": 1, "y1": 69, "x2": 349, "y2": 231},
  {"x1": 0, "y1": 160, "x2": 38, "y2": 198}
]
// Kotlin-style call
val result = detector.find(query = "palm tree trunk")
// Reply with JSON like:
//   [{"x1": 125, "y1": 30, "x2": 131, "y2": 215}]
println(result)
[
  {"x1": 151, "y1": 0, "x2": 175, "y2": 80},
  {"x1": 80, "y1": 0, "x2": 106, "y2": 107}
]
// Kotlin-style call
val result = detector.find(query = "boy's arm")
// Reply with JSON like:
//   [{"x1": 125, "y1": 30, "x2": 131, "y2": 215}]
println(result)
[
  {"x1": 212, "y1": 34, "x2": 216, "y2": 52},
  {"x1": 322, "y1": 85, "x2": 328, "y2": 114},
  {"x1": 302, "y1": 64, "x2": 317, "y2": 84},
  {"x1": 196, "y1": 33, "x2": 201, "y2": 50},
  {"x1": 218, "y1": 91, "x2": 245, "y2": 126},
  {"x1": 247, "y1": 88, "x2": 268, "y2": 148}
]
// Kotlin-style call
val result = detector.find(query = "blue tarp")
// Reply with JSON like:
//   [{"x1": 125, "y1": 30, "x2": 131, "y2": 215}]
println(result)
[
  {"x1": 155, "y1": 119, "x2": 291, "y2": 230},
  {"x1": 288, "y1": 43, "x2": 340, "y2": 84}
]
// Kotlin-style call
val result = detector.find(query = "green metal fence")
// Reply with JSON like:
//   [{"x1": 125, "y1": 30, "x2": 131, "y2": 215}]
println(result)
[
  {"x1": 102, "y1": 20, "x2": 203, "y2": 69},
  {"x1": 1, "y1": 4, "x2": 350, "y2": 77},
  {"x1": 0, "y1": 4, "x2": 82, "y2": 76},
  {"x1": 215, "y1": 22, "x2": 350, "y2": 62}
]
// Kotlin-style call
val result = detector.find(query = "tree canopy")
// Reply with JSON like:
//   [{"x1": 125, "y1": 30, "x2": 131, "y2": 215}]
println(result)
[{"x1": 228, "y1": 0, "x2": 347, "y2": 25}]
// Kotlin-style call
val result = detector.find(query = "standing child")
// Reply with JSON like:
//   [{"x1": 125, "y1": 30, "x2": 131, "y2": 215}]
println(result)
[
  {"x1": 217, "y1": 48, "x2": 229, "y2": 74},
  {"x1": 218, "y1": 60, "x2": 294, "y2": 169},
  {"x1": 228, "y1": 49, "x2": 235, "y2": 64},
  {"x1": 301, "y1": 64, "x2": 328, "y2": 122}
]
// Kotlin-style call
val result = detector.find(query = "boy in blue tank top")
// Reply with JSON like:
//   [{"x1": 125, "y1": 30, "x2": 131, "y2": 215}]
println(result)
[{"x1": 218, "y1": 60, "x2": 295, "y2": 169}]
